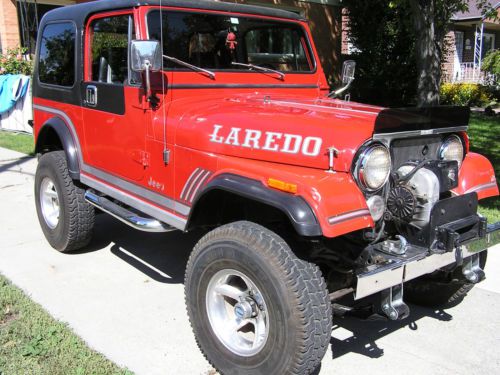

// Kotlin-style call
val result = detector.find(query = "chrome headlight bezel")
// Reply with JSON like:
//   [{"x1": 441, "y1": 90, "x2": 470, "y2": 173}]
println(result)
[
  {"x1": 439, "y1": 134, "x2": 464, "y2": 168},
  {"x1": 355, "y1": 143, "x2": 392, "y2": 192}
]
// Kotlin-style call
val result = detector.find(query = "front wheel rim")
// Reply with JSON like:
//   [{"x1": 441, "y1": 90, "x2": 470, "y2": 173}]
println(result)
[
  {"x1": 40, "y1": 177, "x2": 60, "y2": 229},
  {"x1": 206, "y1": 269, "x2": 270, "y2": 357}
]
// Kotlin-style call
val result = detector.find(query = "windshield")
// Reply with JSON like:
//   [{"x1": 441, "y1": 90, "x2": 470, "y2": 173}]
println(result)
[{"x1": 147, "y1": 10, "x2": 315, "y2": 73}]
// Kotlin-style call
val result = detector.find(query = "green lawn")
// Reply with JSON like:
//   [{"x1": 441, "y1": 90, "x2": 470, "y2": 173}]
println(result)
[
  {"x1": 0, "y1": 130, "x2": 34, "y2": 155},
  {"x1": 0, "y1": 275, "x2": 133, "y2": 375},
  {"x1": 469, "y1": 114, "x2": 500, "y2": 223}
]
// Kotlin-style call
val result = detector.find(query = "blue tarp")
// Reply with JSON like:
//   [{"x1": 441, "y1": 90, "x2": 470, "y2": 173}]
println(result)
[{"x1": 0, "y1": 74, "x2": 30, "y2": 115}]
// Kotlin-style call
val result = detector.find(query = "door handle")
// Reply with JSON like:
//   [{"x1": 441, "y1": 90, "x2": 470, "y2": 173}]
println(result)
[{"x1": 85, "y1": 85, "x2": 98, "y2": 107}]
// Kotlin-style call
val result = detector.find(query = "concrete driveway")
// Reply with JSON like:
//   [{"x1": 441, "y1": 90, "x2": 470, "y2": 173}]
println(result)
[{"x1": 1, "y1": 146, "x2": 499, "y2": 375}]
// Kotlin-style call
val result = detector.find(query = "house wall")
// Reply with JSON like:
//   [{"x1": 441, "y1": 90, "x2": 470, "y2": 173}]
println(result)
[
  {"x1": 0, "y1": 0, "x2": 20, "y2": 53},
  {"x1": 0, "y1": 0, "x2": 76, "y2": 54}
]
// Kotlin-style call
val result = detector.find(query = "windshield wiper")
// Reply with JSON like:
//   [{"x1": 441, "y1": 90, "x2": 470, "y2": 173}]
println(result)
[
  {"x1": 163, "y1": 55, "x2": 216, "y2": 80},
  {"x1": 231, "y1": 62, "x2": 285, "y2": 81}
]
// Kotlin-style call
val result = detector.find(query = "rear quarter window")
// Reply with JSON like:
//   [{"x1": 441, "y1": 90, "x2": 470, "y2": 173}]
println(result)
[{"x1": 38, "y1": 22, "x2": 76, "y2": 87}]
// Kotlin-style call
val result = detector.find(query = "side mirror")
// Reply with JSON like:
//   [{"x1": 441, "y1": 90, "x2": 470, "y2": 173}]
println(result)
[
  {"x1": 341, "y1": 60, "x2": 356, "y2": 85},
  {"x1": 328, "y1": 60, "x2": 356, "y2": 99},
  {"x1": 130, "y1": 40, "x2": 162, "y2": 102},
  {"x1": 130, "y1": 40, "x2": 162, "y2": 72}
]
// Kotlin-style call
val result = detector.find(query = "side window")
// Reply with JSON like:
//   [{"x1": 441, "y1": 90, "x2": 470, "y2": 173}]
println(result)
[
  {"x1": 38, "y1": 22, "x2": 76, "y2": 87},
  {"x1": 89, "y1": 15, "x2": 130, "y2": 84},
  {"x1": 245, "y1": 28, "x2": 310, "y2": 71}
]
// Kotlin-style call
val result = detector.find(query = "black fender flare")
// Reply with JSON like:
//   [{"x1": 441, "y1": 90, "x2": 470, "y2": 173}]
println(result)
[
  {"x1": 188, "y1": 174, "x2": 322, "y2": 237},
  {"x1": 35, "y1": 117, "x2": 80, "y2": 180}
]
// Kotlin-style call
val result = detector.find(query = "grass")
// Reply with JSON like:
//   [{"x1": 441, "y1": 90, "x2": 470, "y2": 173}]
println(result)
[
  {"x1": 469, "y1": 114, "x2": 500, "y2": 223},
  {"x1": 0, "y1": 274, "x2": 133, "y2": 375},
  {"x1": 0, "y1": 130, "x2": 34, "y2": 156}
]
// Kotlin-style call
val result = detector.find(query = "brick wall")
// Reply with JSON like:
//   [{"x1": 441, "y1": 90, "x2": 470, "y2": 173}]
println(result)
[{"x1": 0, "y1": 0, "x2": 20, "y2": 53}]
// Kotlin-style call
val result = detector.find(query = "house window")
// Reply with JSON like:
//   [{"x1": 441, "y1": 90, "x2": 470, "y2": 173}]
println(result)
[{"x1": 482, "y1": 33, "x2": 495, "y2": 58}]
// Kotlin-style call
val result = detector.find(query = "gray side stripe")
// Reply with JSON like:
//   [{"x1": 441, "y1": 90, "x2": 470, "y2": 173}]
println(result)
[
  {"x1": 184, "y1": 169, "x2": 207, "y2": 203},
  {"x1": 465, "y1": 182, "x2": 498, "y2": 194},
  {"x1": 81, "y1": 174, "x2": 187, "y2": 230},
  {"x1": 188, "y1": 171, "x2": 212, "y2": 203},
  {"x1": 328, "y1": 209, "x2": 371, "y2": 225},
  {"x1": 83, "y1": 165, "x2": 191, "y2": 217},
  {"x1": 181, "y1": 168, "x2": 202, "y2": 201}
]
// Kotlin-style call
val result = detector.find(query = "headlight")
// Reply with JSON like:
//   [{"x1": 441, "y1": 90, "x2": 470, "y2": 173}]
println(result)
[
  {"x1": 357, "y1": 144, "x2": 391, "y2": 191},
  {"x1": 439, "y1": 135, "x2": 464, "y2": 168}
]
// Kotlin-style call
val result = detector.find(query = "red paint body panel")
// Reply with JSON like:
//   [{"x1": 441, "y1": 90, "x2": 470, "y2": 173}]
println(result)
[{"x1": 453, "y1": 152, "x2": 499, "y2": 200}]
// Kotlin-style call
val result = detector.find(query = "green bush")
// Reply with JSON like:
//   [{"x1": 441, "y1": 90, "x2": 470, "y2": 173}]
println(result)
[
  {"x1": 482, "y1": 50, "x2": 500, "y2": 76},
  {"x1": 0, "y1": 47, "x2": 33, "y2": 76},
  {"x1": 440, "y1": 83, "x2": 492, "y2": 107}
]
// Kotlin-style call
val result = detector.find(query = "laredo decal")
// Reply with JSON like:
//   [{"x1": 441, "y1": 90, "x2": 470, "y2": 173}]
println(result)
[{"x1": 210, "y1": 125, "x2": 323, "y2": 156}]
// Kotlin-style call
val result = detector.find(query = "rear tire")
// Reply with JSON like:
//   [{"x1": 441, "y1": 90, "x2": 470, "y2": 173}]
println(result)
[
  {"x1": 35, "y1": 151, "x2": 94, "y2": 252},
  {"x1": 185, "y1": 221, "x2": 332, "y2": 375}
]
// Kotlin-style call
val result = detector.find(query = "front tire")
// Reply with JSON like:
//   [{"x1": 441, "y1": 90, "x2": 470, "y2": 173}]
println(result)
[
  {"x1": 185, "y1": 221, "x2": 332, "y2": 375},
  {"x1": 35, "y1": 151, "x2": 94, "y2": 252}
]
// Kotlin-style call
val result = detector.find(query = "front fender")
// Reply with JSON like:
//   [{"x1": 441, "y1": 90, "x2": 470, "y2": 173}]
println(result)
[
  {"x1": 200, "y1": 155, "x2": 374, "y2": 238},
  {"x1": 453, "y1": 152, "x2": 499, "y2": 199},
  {"x1": 191, "y1": 174, "x2": 322, "y2": 236}
]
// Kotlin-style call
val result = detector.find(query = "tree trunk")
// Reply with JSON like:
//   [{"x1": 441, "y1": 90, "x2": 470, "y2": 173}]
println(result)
[{"x1": 408, "y1": 0, "x2": 442, "y2": 106}]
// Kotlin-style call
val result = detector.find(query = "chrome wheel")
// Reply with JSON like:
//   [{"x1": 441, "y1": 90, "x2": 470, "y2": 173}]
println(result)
[
  {"x1": 206, "y1": 269, "x2": 269, "y2": 357},
  {"x1": 40, "y1": 177, "x2": 60, "y2": 229}
]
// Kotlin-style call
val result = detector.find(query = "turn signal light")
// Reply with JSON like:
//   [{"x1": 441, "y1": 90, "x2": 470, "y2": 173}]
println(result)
[{"x1": 268, "y1": 178, "x2": 298, "y2": 194}]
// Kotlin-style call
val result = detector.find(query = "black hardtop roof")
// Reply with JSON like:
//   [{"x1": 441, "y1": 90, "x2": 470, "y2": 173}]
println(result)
[{"x1": 41, "y1": 0, "x2": 304, "y2": 25}]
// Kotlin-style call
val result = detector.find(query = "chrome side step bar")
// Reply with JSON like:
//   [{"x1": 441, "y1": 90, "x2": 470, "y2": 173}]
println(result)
[{"x1": 84, "y1": 190, "x2": 175, "y2": 233}]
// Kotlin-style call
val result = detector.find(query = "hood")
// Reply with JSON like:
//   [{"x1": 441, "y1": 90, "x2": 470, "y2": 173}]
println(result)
[{"x1": 172, "y1": 94, "x2": 383, "y2": 172}]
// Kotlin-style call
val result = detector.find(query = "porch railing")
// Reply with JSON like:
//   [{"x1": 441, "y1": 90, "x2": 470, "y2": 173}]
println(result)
[{"x1": 453, "y1": 62, "x2": 496, "y2": 84}]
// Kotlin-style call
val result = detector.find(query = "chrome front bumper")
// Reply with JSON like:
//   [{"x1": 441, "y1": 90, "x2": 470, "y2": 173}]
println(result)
[{"x1": 355, "y1": 222, "x2": 500, "y2": 300}]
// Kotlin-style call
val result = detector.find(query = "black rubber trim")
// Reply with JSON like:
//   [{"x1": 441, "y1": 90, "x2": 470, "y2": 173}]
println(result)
[
  {"x1": 35, "y1": 118, "x2": 80, "y2": 179},
  {"x1": 189, "y1": 174, "x2": 322, "y2": 237},
  {"x1": 168, "y1": 84, "x2": 319, "y2": 89},
  {"x1": 374, "y1": 106, "x2": 470, "y2": 134},
  {"x1": 39, "y1": 0, "x2": 304, "y2": 25}
]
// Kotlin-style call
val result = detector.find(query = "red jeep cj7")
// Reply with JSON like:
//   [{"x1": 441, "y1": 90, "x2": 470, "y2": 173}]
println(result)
[{"x1": 32, "y1": 0, "x2": 499, "y2": 373}]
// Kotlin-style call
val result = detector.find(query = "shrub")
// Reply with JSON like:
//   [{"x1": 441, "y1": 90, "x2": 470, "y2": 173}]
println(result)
[
  {"x1": 482, "y1": 50, "x2": 500, "y2": 76},
  {"x1": 0, "y1": 47, "x2": 33, "y2": 76},
  {"x1": 440, "y1": 83, "x2": 492, "y2": 107}
]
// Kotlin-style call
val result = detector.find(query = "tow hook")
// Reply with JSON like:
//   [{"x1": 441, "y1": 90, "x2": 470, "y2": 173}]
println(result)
[
  {"x1": 462, "y1": 253, "x2": 485, "y2": 284},
  {"x1": 381, "y1": 284, "x2": 410, "y2": 321}
]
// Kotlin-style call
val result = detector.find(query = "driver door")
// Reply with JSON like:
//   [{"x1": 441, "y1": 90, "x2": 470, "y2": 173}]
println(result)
[{"x1": 82, "y1": 11, "x2": 146, "y2": 182}]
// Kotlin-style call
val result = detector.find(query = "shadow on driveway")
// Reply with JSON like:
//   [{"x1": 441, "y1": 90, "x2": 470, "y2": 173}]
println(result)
[
  {"x1": 0, "y1": 156, "x2": 35, "y2": 175},
  {"x1": 330, "y1": 306, "x2": 453, "y2": 360},
  {"x1": 73, "y1": 214, "x2": 206, "y2": 284}
]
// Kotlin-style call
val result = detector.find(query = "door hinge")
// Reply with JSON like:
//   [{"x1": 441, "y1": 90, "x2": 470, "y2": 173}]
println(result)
[{"x1": 131, "y1": 150, "x2": 150, "y2": 167}]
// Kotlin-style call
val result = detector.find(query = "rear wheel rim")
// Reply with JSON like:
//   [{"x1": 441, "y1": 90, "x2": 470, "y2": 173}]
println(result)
[
  {"x1": 206, "y1": 269, "x2": 269, "y2": 357},
  {"x1": 40, "y1": 177, "x2": 60, "y2": 229}
]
